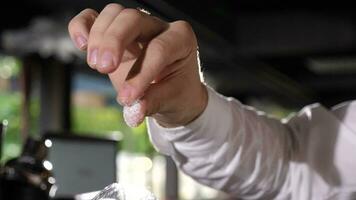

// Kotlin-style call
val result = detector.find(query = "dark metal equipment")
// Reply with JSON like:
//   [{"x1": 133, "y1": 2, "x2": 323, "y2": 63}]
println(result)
[{"x1": 0, "y1": 137, "x2": 54, "y2": 200}]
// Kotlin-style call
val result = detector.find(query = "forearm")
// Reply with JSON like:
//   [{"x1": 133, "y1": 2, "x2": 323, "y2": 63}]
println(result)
[{"x1": 147, "y1": 85, "x2": 295, "y2": 198}]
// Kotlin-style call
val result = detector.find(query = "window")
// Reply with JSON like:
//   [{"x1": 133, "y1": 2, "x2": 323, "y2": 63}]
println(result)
[{"x1": 0, "y1": 55, "x2": 22, "y2": 162}]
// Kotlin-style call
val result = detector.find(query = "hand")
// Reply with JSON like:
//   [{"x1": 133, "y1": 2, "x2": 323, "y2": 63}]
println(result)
[{"x1": 68, "y1": 3, "x2": 207, "y2": 127}]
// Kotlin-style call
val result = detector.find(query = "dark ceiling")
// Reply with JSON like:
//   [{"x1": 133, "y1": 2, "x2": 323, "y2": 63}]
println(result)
[{"x1": 1, "y1": 0, "x2": 356, "y2": 108}]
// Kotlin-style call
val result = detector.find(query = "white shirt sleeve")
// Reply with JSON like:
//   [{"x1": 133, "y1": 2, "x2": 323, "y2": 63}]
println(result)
[
  {"x1": 147, "y1": 86, "x2": 295, "y2": 199},
  {"x1": 146, "y1": 86, "x2": 356, "y2": 199}
]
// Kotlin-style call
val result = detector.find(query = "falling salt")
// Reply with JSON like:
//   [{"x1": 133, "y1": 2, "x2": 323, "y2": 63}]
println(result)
[{"x1": 123, "y1": 100, "x2": 143, "y2": 127}]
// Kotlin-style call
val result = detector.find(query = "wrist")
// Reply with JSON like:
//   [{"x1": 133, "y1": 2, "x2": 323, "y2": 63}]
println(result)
[
  {"x1": 187, "y1": 83, "x2": 208, "y2": 124},
  {"x1": 154, "y1": 83, "x2": 208, "y2": 128}
]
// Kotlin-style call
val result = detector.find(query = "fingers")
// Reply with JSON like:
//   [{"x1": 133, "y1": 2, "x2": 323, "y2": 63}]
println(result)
[
  {"x1": 122, "y1": 56, "x2": 204, "y2": 128},
  {"x1": 69, "y1": 5, "x2": 199, "y2": 124},
  {"x1": 68, "y1": 8, "x2": 98, "y2": 50},
  {"x1": 117, "y1": 21, "x2": 196, "y2": 105},
  {"x1": 93, "y1": 8, "x2": 168, "y2": 74},
  {"x1": 70, "y1": 3, "x2": 171, "y2": 77},
  {"x1": 87, "y1": 3, "x2": 125, "y2": 69}
]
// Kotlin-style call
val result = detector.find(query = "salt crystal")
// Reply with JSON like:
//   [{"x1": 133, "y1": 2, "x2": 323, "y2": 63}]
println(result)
[{"x1": 123, "y1": 100, "x2": 143, "y2": 127}]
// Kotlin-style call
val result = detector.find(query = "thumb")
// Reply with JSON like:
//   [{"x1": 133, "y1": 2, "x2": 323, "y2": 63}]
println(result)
[
  {"x1": 122, "y1": 79, "x2": 181, "y2": 127},
  {"x1": 143, "y1": 81, "x2": 178, "y2": 115},
  {"x1": 142, "y1": 77, "x2": 187, "y2": 127}
]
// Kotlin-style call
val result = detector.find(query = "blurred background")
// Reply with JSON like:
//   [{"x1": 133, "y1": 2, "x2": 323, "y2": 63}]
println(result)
[{"x1": 0, "y1": 0, "x2": 356, "y2": 199}]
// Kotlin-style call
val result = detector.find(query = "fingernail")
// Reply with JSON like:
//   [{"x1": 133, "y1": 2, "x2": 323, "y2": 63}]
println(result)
[
  {"x1": 119, "y1": 83, "x2": 134, "y2": 106},
  {"x1": 89, "y1": 48, "x2": 98, "y2": 66},
  {"x1": 117, "y1": 97, "x2": 125, "y2": 106},
  {"x1": 75, "y1": 35, "x2": 87, "y2": 49},
  {"x1": 100, "y1": 51, "x2": 113, "y2": 68}
]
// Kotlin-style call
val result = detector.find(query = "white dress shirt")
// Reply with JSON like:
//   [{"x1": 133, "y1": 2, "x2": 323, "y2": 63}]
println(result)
[{"x1": 147, "y1": 86, "x2": 356, "y2": 200}]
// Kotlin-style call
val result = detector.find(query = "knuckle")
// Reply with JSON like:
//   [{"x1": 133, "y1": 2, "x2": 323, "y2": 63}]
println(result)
[
  {"x1": 81, "y1": 8, "x2": 97, "y2": 15},
  {"x1": 103, "y1": 28, "x2": 126, "y2": 45},
  {"x1": 111, "y1": 36, "x2": 125, "y2": 48},
  {"x1": 171, "y1": 20, "x2": 197, "y2": 47},
  {"x1": 120, "y1": 8, "x2": 142, "y2": 19},
  {"x1": 104, "y1": 24, "x2": 125, "y2": 40},
  {"x1": 102, "y1": 34, "x2": 124, "y2": 49},
  {"x1": 81, "y1": 8, "x2": 98, "y2": 21},
  {"x1": 68, "y1": 8, "x2": 98, "y2": 33},
  {"x1": 173, "y1": 20, "x2": 193, "y2": 33},
  {"x1": 68, "y1": 18, "x2": 82, "y2": 33},
  {"x1": 104, "y1": 3, "x2": 125, "y2": 12},
  {"x1": 172, "y1": 20, "x2": 195, "y2": 39}
]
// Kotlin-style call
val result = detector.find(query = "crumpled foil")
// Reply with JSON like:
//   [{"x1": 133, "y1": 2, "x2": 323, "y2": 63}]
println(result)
[{"x1": 91, "y1": 183, "x2": 157, "y2": 200}]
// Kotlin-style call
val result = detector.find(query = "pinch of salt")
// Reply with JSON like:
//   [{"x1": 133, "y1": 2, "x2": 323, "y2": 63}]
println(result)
[{"x1": 123, "y1": 100, "x2": 143, "y2": 127}]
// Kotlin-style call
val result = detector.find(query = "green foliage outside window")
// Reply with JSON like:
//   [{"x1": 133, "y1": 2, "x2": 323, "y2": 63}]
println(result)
[
  {"x1": 72, "y1": 105, "x2": 155, "y2": 155},
  {"x1": 0, "y1": 92, "x2": 22, "y2": 162},
  {"x1": 0, "y1": 55, "x2": 23, "y2": 162}
]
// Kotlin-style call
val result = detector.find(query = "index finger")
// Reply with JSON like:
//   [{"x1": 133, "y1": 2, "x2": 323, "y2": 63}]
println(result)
[
  {"x1": 115, "y1": 20, "x2": 197, "y2": 106},
  {"x1": 68, "y1": 8, "x2": 98, "y2": 50},
  {"x1": 94, "y1": 8, "x2": 168, "y2": 74}
]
